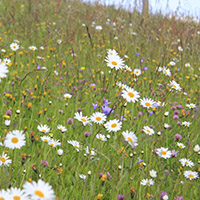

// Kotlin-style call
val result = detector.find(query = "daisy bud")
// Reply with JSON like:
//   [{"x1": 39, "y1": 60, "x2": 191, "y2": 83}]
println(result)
[
  {"x1": 164, "y1": 112, "x2": 169, "y2": 117},
  {"x1": 88, "y1": 171, "x2": 91, "y2": 175},
  {"x1": 5, "y1": 120, "x2": 11, "y2": 126},
  {"x1": 57, "y1": 149, "x2": 63, "y2": 156},
  {"x1": 118, "y1": 165, "x2": 122, "y2": 170},
  {"x1": 16, "y1": 109, "x2": 20, "y2": 114},
  {"x1": 193, "y1": 144, "x2": 200, "y2": 152}
]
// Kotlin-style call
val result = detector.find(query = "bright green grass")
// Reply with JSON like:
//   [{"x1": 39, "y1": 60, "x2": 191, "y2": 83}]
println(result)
[{"x1": 0, "y1": 0, "x2": 199, "y2": 199}]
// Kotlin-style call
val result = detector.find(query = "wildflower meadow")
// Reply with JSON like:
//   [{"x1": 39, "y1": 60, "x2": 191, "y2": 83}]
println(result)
[{"x1": 0, "y1": 0, "x2": 199, "y2": 199}]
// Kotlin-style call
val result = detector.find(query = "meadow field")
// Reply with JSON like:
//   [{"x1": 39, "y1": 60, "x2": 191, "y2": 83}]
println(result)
[{"x1": 0, "y1": 0, "x2": 199, "y2": 199}]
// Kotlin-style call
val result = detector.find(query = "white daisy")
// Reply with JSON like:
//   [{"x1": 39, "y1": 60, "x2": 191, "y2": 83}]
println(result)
[
  {"x1": 8, "y1": 187, "x2": 29, "y2": 200},
  {"x1": 85, "y1": 146, "x2": 96, "y2": 156},
  {"x1": 90, "y1": 112, "x2": 107, "y2": 124},
  {"x1": 104, "y1": 119, "x2": 122, "y2": 133},
  {"x1": 134, "y1": 68, "x2": 141, "y2": 76},
  {"x1": 48, "y1": 139, "x2": 61, "y2": 147},
  {"x1": 140, "y1": 178, "x2": 154, "y2": 186},
  {"x1": 57, "y1": 125, "x2": 67, "y2": 132},
  {"x1": 182, "y1": 121, "x2": 192, "y2": 127},
  {"x1": 79, "y1": 174, "x2": 87, "y2": 180},
  {"x1": 186, "y1": 103, "x2": 196, "y2": 109},
  {"x1": 0, "y1": 151, "x2": 12, "y2": 167},
  {"x1": 168, "y1": 80, "x2": 182, "y2": 91},
  {"x1": 184, "y1": 170, "x2": 199, "y2": 180},
  {"x1": 107, "y1": 49, "x2": 118, "y2": 56},
  {"x1": 149, "y1": 170, "x2": 157, "y2": 178},
  {"x1": 105, "y1": 53, "x2": 125, "y2": 70},
  {"x1": 4, "y1": 130, "x2": 26, "y2": 149},
  {"x1": 3, "y1": 58, "x2": 11, "y2": 65},
  {"x1": 23, "y1": 179, "x2": 55, "y2": 200},
  {"x1": 140, "y1": 97, "x2": 156, "y2": 109},
  {"x1": 163, "y1": 67, "x2": 171, "y2": 76},
  {"x1": 121, "y1": 87, "x2": 140, "y2": 103},
  {"x1": 180, "y1": 158, "x2": 194, "y2": 168},
  {"x1": 64, "y1": 93, "x2": 72, "y2": 99},
  {"x1": 96, "y1": 134, "x2": 107, "y2": 141},
  {"x1": 37, "y1": 124, "x2": 50, "y2": 133},
  {"x1": 0, "y1": 189, "x2": 10, "y2": 200},
  {"x1": 0, "y1": 63, "x2": 9, "y2": 82},
  {"x1": 29, "y1": 46, "x2": 37, "y2": 51},
  {"x1": 57, "y1": 39, "x2": 62, "y2": 44},
  {"x1": 121, "y1": 130, "x2": 138, "y2": 148},
  {"x1": 10, "y1": 42, "x2": 19, "y2": 51},
  {"x1": 74, "y1": 112, "x2": 91, "y2": 126},
  {"x1": 156, "y1": 147, "x2": 171, "y2": 159},
  {"x1": 124, "y1": 65, "x2": 132, "y2": 72},
  {"x1": 177, "y1": 142, "x2": 185, "y2": 149},
  {"x1": 95, "y1": 25, "x2": 102, "y2": 31},
  {"x1": 41, "y1": 136, "x2": 51, "y2": 142},
  {"x1": 67, "y1": 140, "x2": 81, "y2": 151},
  {"x1": 143, "y1": 126, "x2": 155, "y2": 135}
]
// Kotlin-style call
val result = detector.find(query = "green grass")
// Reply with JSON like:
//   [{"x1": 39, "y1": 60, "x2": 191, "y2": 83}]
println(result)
[{"x1": 0, "y1": 0, "x2": 199, "y2": 199}]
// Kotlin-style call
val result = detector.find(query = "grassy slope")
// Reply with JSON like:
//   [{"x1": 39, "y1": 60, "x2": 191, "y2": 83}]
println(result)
[{"x1": 0, "y1": 0, "x2": 199, "y2": 199}]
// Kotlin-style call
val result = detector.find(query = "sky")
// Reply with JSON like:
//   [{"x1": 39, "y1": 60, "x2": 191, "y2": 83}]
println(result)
[{"x1": 82, "y1": 0, "x2": 200, "y2": 19}]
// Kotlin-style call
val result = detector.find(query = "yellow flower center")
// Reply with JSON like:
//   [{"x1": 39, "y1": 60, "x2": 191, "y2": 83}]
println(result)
[
  {"x1": 111, "y1": 61, "x2": 117, "y2": 66},
  {"x1": 189, "y1": 105, "x2": 193, "y2": 107},
  {"x1": 42, "y1": 129, "x2": 46, "y2": 133},
  {"x1": 145, "y1": 102, "x2": 151, "y2": 107},
  {"x1": 128, "y1": 92, "x2": 134, "y2": 98},
  {"x1": 44, "y1": 139, "x2": 48, "y2": 142},
  {"x1": 188, "y1": 174, "x2": 194, "y2": 178},
  {"x1": 99, "y1": 137, "x2": 103, "y2": 140},
  {"x1": 74, "y1": 145, "x2": 78, "y2": 148},
  {"x1": 185, "y1": 162, "x2": 189, "y2": 165},
  {"x1": 0, "y1": 198, "x2": 5, "y2": 200},
  {"x1": 164, "y1": 70, "x2": 167, "y2": 74},
  {"x1": 81, "y1": 118, "x2": 87, "y2": 122},
  {"x1": 0, "y1": 157, "x2": 6, "y2": 162},
  {"x1": 11, "y1": 137, "x2": 19, "y2": 144},
  {"x1": 180, "y1": 145, "x2": 183, "y2": 148},
  {"x1": 147, "y1": 129, "x2": 151, "y2": 133},
  {"x1": 111, "y1": 123, "x2": 117, "y2": 128},
  {"x1": 96, "y1": 117, "x2": 101, "y2": 121},
  {"x1": 173, "y1": 85, "x2": 177, "y2": 88},
  {"x1": 127, "y1": 137, "x2": 133, "y2": 142},
  {"x1": 34, "y1": 190, "x2": 44, "y2": 198},
  {"x1": 13, "y1": 196, "x2": 21, "y2": 200},
  {"x1": 50, "y1": 143, "x2": 54, "y2": 147},
  {"x1": 146, "y1": 182, "x2": 150, "y2": 185},
  {"x1": 161, "y1": 151, "x2": 167, "y2": 155}
]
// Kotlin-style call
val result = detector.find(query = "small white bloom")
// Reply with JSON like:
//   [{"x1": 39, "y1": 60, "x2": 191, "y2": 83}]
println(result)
[
  {"x1": 149, "y1": 170, "x2": 157, "y2": 178},
  {"x1": 193, "y1": 144, "x2": 200, "y2": 152},
  {"x1": 57, "y1": 149, "x2": 63, "y2": 156},
  {"x1": 5, "y1": 120, "x2": 11, "y2": 126}
]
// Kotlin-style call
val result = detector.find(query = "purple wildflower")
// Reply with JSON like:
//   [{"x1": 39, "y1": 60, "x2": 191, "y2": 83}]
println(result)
[
  {"x1": 171, "y1": 150, "x2": 179, "y2": 157},
  {"x1": 84, "y1": 131, "x2": 90, "y2": 137},
  {"x1": 117, "y1": 194, "x2": 125, "y2": 200},
  {"x1": 174, "y1": 134, "x2": 182, "y2": 141},
  {"x1": 67, "y1": 118, "x2": 73, "y2": 125},
  {"x1": 92, "y1": 102, "x2": 98, "y2": 110},
  {"x1": 173, "y1": 115, "x2": 179, "y2": 120},
  {"x1": 5, "y1": 109, "x2": 12, "y2": 116},
  {"x1": 159, "y1": 191, "x2": 168, "y2": 199},
  {"x1": 174, "y1": 196, "x2": 184, "y2": 200}
]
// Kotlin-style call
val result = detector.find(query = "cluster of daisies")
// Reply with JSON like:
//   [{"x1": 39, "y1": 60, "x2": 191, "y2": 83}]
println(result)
[
  {"x1": 0, "y1": 130, "x2": 26, "y2": 167},
  {"x1": 0, "y1": 179, "x2": 55, "y2": 200},
  {"x1": 38, "y1": 124, "x2": 63, "y2": 147}
]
